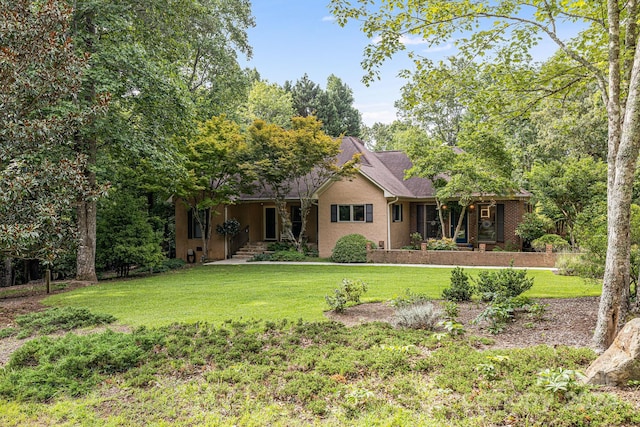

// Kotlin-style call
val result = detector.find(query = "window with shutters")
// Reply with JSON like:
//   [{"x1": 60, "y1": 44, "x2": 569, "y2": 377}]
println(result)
[
  {"x1": 331, "y1": 204, "x2": 373, "y2": 222},
  {"x1": 477, "y1": 204, "x2": 504, "y2": 243}
]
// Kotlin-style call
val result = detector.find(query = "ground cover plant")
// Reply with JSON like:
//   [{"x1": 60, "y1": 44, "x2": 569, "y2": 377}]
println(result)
[
  {"x1": 0, "y1": 319, "x2": 638, "y2": 426},
  {"x1": 0, "y1": 265, "x2": 635, "y2": 425},
  {"x1": 42, "y1": 264, "x2": 599, "y2": 327}
]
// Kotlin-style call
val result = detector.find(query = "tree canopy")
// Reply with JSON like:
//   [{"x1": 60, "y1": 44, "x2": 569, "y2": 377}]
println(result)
[{"x1": 330, "y1": 0, "x2": 640, "y2": 351}]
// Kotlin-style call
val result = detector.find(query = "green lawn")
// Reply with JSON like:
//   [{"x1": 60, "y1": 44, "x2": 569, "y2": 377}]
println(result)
[{"x1": 44, "y1": 264, "x2": 600, "y2": 327}]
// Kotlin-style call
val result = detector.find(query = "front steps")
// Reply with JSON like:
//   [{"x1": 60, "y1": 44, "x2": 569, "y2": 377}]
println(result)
[{"x1": 232, "y1": 241, "x2": 269, "y2": 259}]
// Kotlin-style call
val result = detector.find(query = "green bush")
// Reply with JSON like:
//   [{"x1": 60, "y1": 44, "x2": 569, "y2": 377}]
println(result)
[
  {"x1": 475, "y1": 266, "x2": 534, "y2": 302},
  {"x1": 515, "y1": 213, "x2": 553, "y2": 243},
  {"x1": 269, "y1": 250, "x2": 307, "y2": 261},
  {"x1": 425, "y1": 238, "x2": 458, "y2": 250},
  {"x1": 442, "y1": 267, "x2": 474, "y2": 302},
  {"x1": 330, "y1": 234, "x2": 371, "y2": 263},
  {"x1": 390, "y1": 288, "x2": 430, "y2": 308},
  {"x1": 325, "y1": 278, "x2": 368, "y2": 312},
  {"x1": 531, "y1": 234, "x2": 570, "y2": 252}
]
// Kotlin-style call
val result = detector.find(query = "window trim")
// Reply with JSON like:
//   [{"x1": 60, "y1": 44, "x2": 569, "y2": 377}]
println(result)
[
  {"x1": 330, "y1": 204, "x2": 373, "y2": 223},
  {"x1": 392, "y1": 203, "x2": 403, "y2": 222}
]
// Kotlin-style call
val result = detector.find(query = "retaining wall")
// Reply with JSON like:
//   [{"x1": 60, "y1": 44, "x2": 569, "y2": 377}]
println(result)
[{"x1": 366, "y1": 249, "x2": 566, "y2": 268}]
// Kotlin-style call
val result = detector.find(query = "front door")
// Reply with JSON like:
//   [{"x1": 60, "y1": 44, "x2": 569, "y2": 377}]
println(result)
[
  {"x1": 264, "y1": 207, "x2": 277, "y2": 240},
  {"x1": 450, "y1": 207, "x2": 468, "y2": 244}
]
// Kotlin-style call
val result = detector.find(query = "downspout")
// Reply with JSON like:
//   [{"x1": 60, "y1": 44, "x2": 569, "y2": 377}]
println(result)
[
  {"x1": 387, "y1": 197, "x2": 398, "y2": 250},
  {"x1": 224, "y1": 205, "x2": 228, "y2": 259}
]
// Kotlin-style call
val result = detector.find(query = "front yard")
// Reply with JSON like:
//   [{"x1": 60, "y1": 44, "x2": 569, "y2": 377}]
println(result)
[
  {"x1": 2, "y1": 263, "x2": 636, "y2": 426},
  {"x1": 42, "y1": 264, "x2": 599, "y2": 327}
]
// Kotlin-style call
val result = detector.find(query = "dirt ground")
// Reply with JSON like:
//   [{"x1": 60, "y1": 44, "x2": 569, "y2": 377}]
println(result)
[
  {"x1": 325, "y1": 296, "x2": 601, "y2": 349},
  {"x1": 2, "y1": 288, "x2": 640, "y2": 408}
]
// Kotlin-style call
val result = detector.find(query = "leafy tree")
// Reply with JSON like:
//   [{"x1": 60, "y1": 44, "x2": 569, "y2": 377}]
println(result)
[
  {"x1": 247, "y1": 116, "x2": 358, "y2": 252},
  {"x1": 406, "y1": 127, "x2": 515, "y2": 240},
  {"x1": 68, "y1": 0, "x2": 253, "y2": 281},
  {"x1": 316, "y1": 74, "x2": 362, "y2": 137},
  {"x1": 528, "y1": 157, "x2": 607, "y2": 249},
  {"x1": 284, "y1": 73, "x2": 322, "y2": 117},
  {"x1": 177, "y1": 116, "x2": 250, "y2": 260},
  {"x1": 238, "y1": 80, "x2": 295, "y2": 128},
  {"x1": 360, "y1": 120, "x2": 416, "y2": 151},
  {"x1": 330, "y1": 0, "x2": 640, "y2": 352},
  {"x1": 0, "y1": 0, "x2": 96, "y2": 270},
  {"x1": 96, "y1": 191, "x2": 164, "y2": 277},
  {"x1": 396, "y1": 57, "x2": 475, "y2": 146}
]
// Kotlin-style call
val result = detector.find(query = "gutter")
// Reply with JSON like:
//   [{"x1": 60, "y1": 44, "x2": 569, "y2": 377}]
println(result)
[{"x1": 387, "y1": 197, "x2": 398, "y2": 250}]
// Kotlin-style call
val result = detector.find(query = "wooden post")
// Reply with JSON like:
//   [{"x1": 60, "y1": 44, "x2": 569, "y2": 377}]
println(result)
[{"x1": 46, "y1": 269, "x2": 51, "y2": 294}]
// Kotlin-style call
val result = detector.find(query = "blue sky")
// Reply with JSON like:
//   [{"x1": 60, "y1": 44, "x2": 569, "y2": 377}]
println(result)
[
  {"x1": 241, "y1": 0, "x2": 411, "y2": 126},
  {"x1": 241, "y1": 1, "x2": 584, "y2": 127}
]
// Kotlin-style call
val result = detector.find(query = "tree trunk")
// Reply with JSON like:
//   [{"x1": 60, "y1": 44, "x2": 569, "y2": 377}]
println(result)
[
  {"x1": 436, "y1": 200, "x2": 448, "y2": 238},
  {"x1": 453, "y1": 205, "x2": 467, "y2": 243},
  {"x1": 2, "y1": 258, "x2": 12, "y2": 287},
  {"x1": 593, "y1": 19, "x2": 640, "y2": 352},
  {"x1": 76, "y1": 199, "x2": 98, "y2": 282},
  {"x1": 275, "y1": 199, "x2": 294, "y2": 243}
]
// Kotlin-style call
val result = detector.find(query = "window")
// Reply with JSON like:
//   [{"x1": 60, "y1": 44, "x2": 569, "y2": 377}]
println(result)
[
  {"x1": 392, "y1": 204, "x2": 403, "y2": 222},
  {"x1": 477, "y1": 204, "x2": 504, "y2": 243},
  {"x1": 187, "y1": 208, "x2": 209, "y2": 239},
  {"x1": 331, "y1": 204, "x2": 373, "y2": 222}
]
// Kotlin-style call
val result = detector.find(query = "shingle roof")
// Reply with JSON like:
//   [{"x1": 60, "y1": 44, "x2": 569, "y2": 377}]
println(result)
[{"x1": 239, "y1": 136, "x2": 530, "y2": 201}]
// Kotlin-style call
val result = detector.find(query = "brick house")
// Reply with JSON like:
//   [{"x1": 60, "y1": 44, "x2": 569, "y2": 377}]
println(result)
[{"x1": 174, "y1": 136, "x2": 531, "y2": 261}]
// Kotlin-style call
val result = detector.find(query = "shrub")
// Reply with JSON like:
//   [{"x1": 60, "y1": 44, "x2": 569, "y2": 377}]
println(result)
[
  {"x1": 392, "y1": 301, "x2": 442, "y2": 330},
  {"x1": 390, "y1": 288, "x2": 430, "y2": 308},
  {"x1": 531, "y1": 234, "x2": 570, "y2": 252},
  {"x1": 474, "y1": 266, "x2": 534, "y2": 302},
  {"x1": 152, "y1": 258, "x2": 186, "y2": 273},
  {"x1": 267, "y1": 241, "x2": 295, "y2": 252},
  {"x1": 425, "y1": 238, "x2": 457, "y2": 250},
  {"x1": 442, "y1": 267, "x2": 473, "y2": 302},
  {"x1": 269, "y1": 251, "x2": 307, "y2": 262},
  {"x1": 330, "y1": 234, "x2": 371, "y2": 263},
  {"x1": 325, "y1": 278, "x2": 368, "y2": 312},
  {"x1": 515, "y1": 212, "x2": 553, "y2": 243},
  {"x1": 409, "y1": 232, "x2": 423, "y2": 249}
]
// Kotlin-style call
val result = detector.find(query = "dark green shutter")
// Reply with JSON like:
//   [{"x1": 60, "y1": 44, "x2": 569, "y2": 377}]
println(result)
[
  {"x1": 331, "y1": 205, "x2": 337, "y2": 222},
  {"x1": 366, "y1": 204, "x2": 373, "y2": 222},
  {"x1": 497, "y1": 204, "x2": 505, "y2": 242}
]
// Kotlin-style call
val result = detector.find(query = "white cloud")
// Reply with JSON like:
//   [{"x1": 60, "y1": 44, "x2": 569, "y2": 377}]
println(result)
[
  {"x1": 424, "y1": 43, "x2": 453, "y2": 53},
  {"x1": 372, "y1": 34, "x2": 429, "y2": 46},
  {"x1": 321, "y1": 15, "x2": 336, "y2": 22},
  {"x1": 360, "y1": 109, "x2": 398, "y2": 126}
]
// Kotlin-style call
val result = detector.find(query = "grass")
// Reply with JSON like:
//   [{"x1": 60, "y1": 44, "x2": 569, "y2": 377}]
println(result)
[
  {"x1": 43, "y1": 264, "x2": 600, "y2": 327},
  {"x1": 2, "y1": 264, "x2": 634, "y2": 426}
]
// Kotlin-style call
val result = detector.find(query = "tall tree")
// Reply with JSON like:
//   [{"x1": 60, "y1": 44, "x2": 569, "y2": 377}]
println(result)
[
  {"x1": 238, "y1": 80, "x2": 295, "y2": 128},
  {"x1": 68, "y1": 0, "x2": 253, "y2": 281},
  {"x1": 0, "y1": 0, "x2": 97, "y2": 270},
  {"x1": 528, "y1": 157, "x2": 608, "y2": 248},
  {"x1": 330, "y1": 0, "x2": 640, "y2": 353},
  {"x1": 284, "y1": 74, "x2": 322, "y2": 117},
  {"x1": 316, "y1": 74, "x2": 363, "y2": 137},
  {"x1": 177, "y1": 116, "x2": 250, "y2": 260},
  {"x1": 360, "y1": 120, "x2": 416, "y2": 151},
  {"x1": 247, "y1": 116, "x2": 358, "y2": 252}
]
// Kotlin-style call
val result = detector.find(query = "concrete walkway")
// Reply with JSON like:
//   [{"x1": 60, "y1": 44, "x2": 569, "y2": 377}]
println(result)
[{"x1": 204, "y1": 258, "x2": 557, "y2": 270}]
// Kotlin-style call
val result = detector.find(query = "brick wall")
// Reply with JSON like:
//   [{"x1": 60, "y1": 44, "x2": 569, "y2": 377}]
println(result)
[{"x1": 367, "y1": 248, "x2": 566, "y2": 268}]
